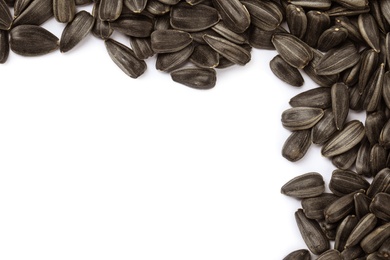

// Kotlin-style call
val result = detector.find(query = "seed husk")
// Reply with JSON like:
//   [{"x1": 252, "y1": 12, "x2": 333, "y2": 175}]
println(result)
[
  {"x1": 363, "y1": 63, "x2": 385, "y2": 112},
  {"x1": 321, "y1": 120, "x2": 365, "y2": 157},
  {"x1": 0, "y1": 29, "x2": 9, "y2": 64},
  {"x1": 53, "y1": 0, "x2": 75, "y2": 23},
  {"x1": 370, "y1": 193, "x2": 390, "y2": 222},
  {"x1": 282, "y1": 249, "x2": 311, "y2": 260},
  {"x1": 379, "y1": 119, "x2": 390, "y2": 149},
  {"x1": 272, "y1": 33, "x2": 313, "y2": 69},
  {"x1": 0, "y1": 0, "x2": 12, "y2": 30},
  {"x1": 98, "y1": 0, "x2": 122, "y2": 21},
  {"x1": 324, "y1": 190, "x2": 362, "y2": 223},
  {"x1": 110, "y1": 13, "x2": 154, "y2": 38},
  {"x1": 105, "y1": 38, "x2": 147, "y2": 79},
  {"x1": 340, "y1": 245, "x2": 366, "y2": 260},
  {"x1": 317, "y1": 249, "x2": 343, "y2": 260},
  {"x1": 211, "y1": 21, "x2": 247, "y2": 45},
  {"x1": 334, "y1": 16, "x2": 364, "y2": 44},
  {"x1": 151, "y1": 29, "x2": 193, "y2": 53},
  {"x1": 287, "y1": 0, "x2": 331, "y2": 10},
  {"x1": 329, "y1": 169, "x2": 370, "y2": 197},
  {"x1": 170, "y1": 2, "x2": 219, "y2": 32},
  {"x1": 332, "y1": 0, "x2": 369, "y2": 10},
  {"x1": 334, "y1": 215, "x2": 359, "y2": 251},
  {"x1": 366, "y1": 168, "x2": 390, "y2": 198},
  {"x1": 123, "y1": 0, "x2": 147, "y2": 13},
  {"x1": 342, "y1": 60, "x2": 361, "y2": 87},
  {"x1": 158, "y1": 0, "x2": 180, "y2": 5},
  {"x1": 10, "y1": 25, "x2": 59, "y2": 56},
  {"x1": 286, "y1": 4, "x2": 307, "y2": 39},
  {"x1": 211, "y1": 0, "x2": 250, "y2": 33},
  {"x1": 129, "y1": 37, "x2": 154, "y2": 60},
  {"x1": 361, "y1": 222, "x2": 390, "y2": 254},
  {"x1": 241, "y1": 0, "x2": 283, "y2": 31},
  {"x1": 281, "y1": 172, "x2": 325, "y2": 199},
  {"x1": 282, "y1": 129, "x2": 312, "y2": 162},
  {"x1": 281, "y1": 107, "x2": 324, "y2": 131},
  {"x1": 317, "y1": 26, "x2": 349, "y2": 52},
  {"x1": 358, "y1": 13, "x2": 381, "y2": 53},
  {"x1": 156, "y1": 44, "x2": 194, "y2": 72},
  {"x1": 354, "y1": 192, "x2": 372, "y2": 220},
  {"x1": 248, "y1": 26, "x2": 286, "y2": 50},
  {"x1": 355, "y1": 137, "x2": 372, "y2": 177},
  {"x1": 14, "y1": 0, "x2": 33, "y2": 18},
  {"x1": 203, "y1": 34, "x2": 251, "y2": 66},
  {"x1": 269, "y1": 55, "x2": 304, "y2": 87},
  {"x1": 289, "y1": 87, "x2": 331, "y2": 109},
  {"x1": 295, "y1": 208, "x2": 330, "y2": 255},
  {"x1": 13, "y1": 0, "x2": 53, "y2": 27},
  {"x1": 146, "y1": 0, "x2": 170, "y2": 15},
  {"x1": 369, "y1": 144, "x2": 388, "y2": 176},
  {"x1": 189, "y1": 44, "x2": 219, "y2": 68},
  {"x1": 383, "y1": 71, "x2": 390, "y2": 109},
  {"x1": 303, "y1": 10, "x2": 331, "y2": 48},
  {"x1": 346, "y1": 213, "x2": 378, "y2": 248},
  {"x1": 60, "y1": 10, "x2": 94, "y2": 53},
  {"x1": 301, "y1": 193, "x2": 338, "y2": 220},
  {"x1": 171, "y1": 67, "x2": 216, "y2": 90},
  {"x1": 331, "y1": 82, "x2": 349, "y2": 130},
  {"x1": 331, "y1": 144, "x2": 359, "y2": 170},
  {"x1": 379, "y1": 237, "x2": 390, "y2": 257},
  {"x1": 315, "y1": 41, "x2": 360, "y2": 76},
  {"x1": 359, "y1": 49, "x2": 379, "y2": 95}
]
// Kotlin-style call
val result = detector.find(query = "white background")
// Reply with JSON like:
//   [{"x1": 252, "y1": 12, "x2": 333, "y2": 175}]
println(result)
[{"x1": 0, "y1": 6, "x2": 365, "y2": 260}]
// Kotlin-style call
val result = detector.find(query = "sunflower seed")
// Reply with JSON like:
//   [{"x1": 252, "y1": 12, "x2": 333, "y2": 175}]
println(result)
[
  {"x1": 171, "y1": 67, "x2": 216, "y2": 90},
  {"x1": 151, "y1": 29, "x2": 193, "y2": 53},
  {"x1": 190, "y1": 44, "x2": 219, "y2": 68},
  {"x1": 186, "y1": 0, "x2": 206, "y2": 5},
  {"x1": 282, "y1": 249, "x2": 311, "y2": 260},
  {"x1": 317, "y1": 249, "x2": 343, "y2": 260},
  {"x1": 287, "y1": 0, "x2": 331, "y2": 10},
  {"x1": 334, "y1": 215, "x2": 359, "y2": 251},
  {"x1": 346, "y1": 213, "x2": 378, "y2": 248},
  {"x1": 331, "y1": 82, "x2": 349, "y2": 130},
  {"x1": 363, "y1": 63, "x2": 385, "y2": 112},
  {"x1": 53, "y1": 0, "x2": 75, "y2": 23},
  {"x1": 10, "y1": 25, "x2": 59, "y2": 56},
  {"x1": 282, "y1": 129, "x2": 312, "y2": 162},
  {"x1": 317, "y1": 26, "x2": 349, "y2": 52},
  {"x1": 324, "y1": 190, "x2": 363, "y2": 223},
  {"x1": 295, "y1": 208, "x2": 330, "y2": 255},
  {"x1": 332, "y1": 0, "x2": 368, "y2": 10},
  {"x1": 327, "y1": 5, "x2": 370, "y2": 17},
  {"x1": 272, "y1": 33, "x2": 313, "y2": 69},
  {"x1": 13, "y1": 0, "x2": 53, "y2": 27},
  {"x1": 281, "y1": 172, "x2": 325, "y2": 199},
  {"x1": 105, "y1": 38, "x2": 147, "y2": 79},
  {"x1": 203, "y1": 34, "x2": 251, "y2": 65},
  {"x1": 211, "y1": 0, "x2": 250, "y2": 33},
  {"x1": 98, "y1": 0, "x2": 122, "y2": 21},
  {"x1": 211, "y1": 21, "x2": 247, "y2": 45},
  {"x1": 379, "y1": 119, "x2": 390, "y2": 149},
  {"x1": 0, "y1": 0, "x2": 11, "y2": 30},
  {"x1": 146, "y1": 0, "x2": 170, "y2": 15},
  {"x1": 156, "y1": 44, "x2": 194, "y2": 72},
  {"x1": 286, "y1": 4, "x2": 307, "y2": 39},
  {"x1": 157, "y1": 0, "x2": 180, "y2": 4},
  {"x1": 0, "y1": 30, "x2": 9, "y2": 64},
  {"x1": 241, "y1": 0, "x2": 283, "y2": 31},
  {"x1": 332, "y1": 144, "x2": 359, "y2": 170},
  {"x1": 358, "y1": 48, "x2": 379, "y2": 95},
  {"x1": 342, "y1": 61, "x2": 361, "y2": 87},
  {"x1": 334, "y1": 16, "x2": 364, "y2": 44},
  {"x1": 369, "y1": 0, "x2": 389, "y2": 34},
  {"x1": 289, "y1": 87, "x2": 331, "y2": 109},
  {"x1": 303, "y1": 10, "x2": 330, "y2": 48},
  {"x1": 341, "y1": 245, "x2": 366, "y2": 260},
  {"x1": 322, "y1": 120, "x2": 365, "y2": 157},
  {"x1": 110, "y1": 13, "x2": 154, "y2": 38},
  {"x1": 369, "y1": 144, "x2": 388, "y2": 176},
  {"x1": 358, "y1": 13, "x2": 381, "y2": 52},
  {"x1": 379, "y1": 237, "x2": 390, "y2": 256},
  {"x1": 361, "y1": 222, "x2": 390, "y2": 254},
  {"x1": 123, "y1": 0, "x2": 147, "y2": 13},
  {"x1": 365, "y1": 111, "x2": 387, "y2": 145},
  {"x1": 170, "y1": 2, "x2": 219, "y2": 32},
  {"x1": 329, "y1": 169, "x2": 370, "y2": 197},
  {"x1": 366, "y1": 168, "x2": 390, "y2": 198},
  {"x1": 129, "y1": 37, "x2": 154, "y2": 60},
  {"x1": 355, "y1": 137, "x2": 372, "y2": 177},
  {"x1": 301, "y1": 193, "x2": 338, "y2": 220},
  {"x1": 14, "y1": 0, "x2": 32, "y2": 18},
  {"x1": 354, "y1": 192, "x2": 372, "y2": 220},
  {"x1": 248, "y1": 26, "x2": 286, "y2": 50},
  {"x1": 370, "y1": 193, "x2": 390, "y2": 222},
  {"x1": 315, "y1": 41, "x2": 360, "y2": 75},
  {"x1": 383, "y1": 71, "x2": 390, "y2": 109},
  {"x1": 269, "y1": 55, "x2": 304, "y2": 87},
  {"x1": 281, "y1": 107, "x2": 324, "y2": 131}
]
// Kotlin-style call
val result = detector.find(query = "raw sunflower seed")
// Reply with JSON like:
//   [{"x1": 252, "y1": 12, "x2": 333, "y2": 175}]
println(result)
[
  {"x1": 355, "y1": 137, "x2": 372, "y2": 177},
  {"x1": 287, "y1": 0, "x2": 331, "y2": 10},
  {"x1": 189, "y1": 44, "x2": 219, "y2": 68},
  {"x1": 248, "y1": 26, "x2": 286, "y2": 50},
  {"x1": 13, "y1": 0, "x2": 53, "y2": 27},
  {"x1": 370, "y1": 193, "x2": 390, "y2": 222},
  {"x1": 332, "y1": 0, "x2": 369, "y2": 10},
  {"x1": 303, "y1": 10, "x2": 330, "y2": 48},
  {"x1": 345, "y1": 213, "x2": 378, "y2": 248},
  {"x1": 379, "y1": 119, "x2": 390, "y2": 149},
  {"x1": 379, "y1": 238, "x2": 390, "y2": 258},
  {"x1": 369, "y1": 144, "x2": 388, "y2": 176},
  {"x1": 203, "y1": 34, "x2": 251, "y2": 66},
  {"x1": 241, "y1": 0, "x2": 283, "y2": 31},
  {"x1": 326, "y1": 5, "x2": 370, "y2": 17},
  {"x1": 151, "y1": 29, "x2": 193, "y2": 53},
  {"x1": 331, "y1": 144, "x2": 359, "y2": 170},
  {"x1": 295, "y1": 208, "x2": 330, "y2": 255},
  {"x1": 360, "y1": 222, "x2": 390, "y2": 254},
  {"x1": 282, "y1": 249, "x2": 310, "y2": 260},
  {"x1": 10, "y1": 25, "x2": 59, "y2": 56},
  {"x1": 171, "y1": 67, "x2": 216, "y2": 90},
  {"x1": 156, "y1": 44, "x2": 194, "y2": 72},
  {"x1": 366, "y1": 168, "x2": 390, "y2": 198},
  {"x1": 334, "y1": 16, "x2": 364, "y2": 44},
  {"x1": 53, "y1": 0, "x2": 75, "y2": 23},
  {"x1": 0, "y1": 0, "x2": 12, "y2": 30},
  {"x1": 324, "y1": 190, "x2": 363, "y2": 223},
  {"x1": 354, "y1": 192, "x2": 372, "y2": 220},
  {"x1": 363, "y1": 63, "x2": 385, "y2": 112},
  {"x1": 281, "y1": 107, "x2": 324, "y2": 131},
  {"x1": 0, "y1": 30, "x2": 9, "y2": 64},
  {"x1": 272, "y1": 33, "x2": 313, "y2": 69},
  {"x1": 211, "y1": 21, "x2": 247, "y2": 45},
  {"x1": 334, "y1": 215, "x2": 359, "y2": 252},
  {"x1": 123, "y1": 0, "x2": 147, "y2": 13},
  {"x1": 301, "y1": 193, "x2": 338, "y2": 220},
  {"x1": 358, "y1": 49, "x2": 379, "y2": 95},
  {"x1": 383, "y1": 71, "x2": 390, "y2": 109},
  {"x1": 211, "y1": 0, "x2": 250, "y2": 33},
  {"x1": 317, "y1": 26, "x2": 349, "y2": 52},
  {"x1": 289, "y1": 87, "x2": 331, "y2": 109},
  {"x1": 286, "y1": 4, "x2": 307, "y2": 39},
  {"x1": 170, "y1": 2, "x2": 219, "y2": 32},
  {"x1": 146, "y1": 0, "x2": 170, "y2": 15},
  {"x1": 341, "y1": 60, "x2": 361, "y2": 87},
  {"x1": 60, "y1": 10, "x2": 94, "y2": 53},
  {"x1": 321, "y1": 120, "x2": 365, "y2": 157},
  {"x1": 329, "y1": 169, "x2": 370, "y2": 197},
  {"x1": 104, "y1": 38, "x2": 147, "y2": 79},
  {"x1": 282, "y1": 129, "x2": 312, "y2": 162},
  {"x1": 129, "y1": 37, "x2": 154, "y2": 60},
  {"x1": 340, "y1": 245, "x2": 366, "y2": 260},
  {"x1": 14, "y1": 0, "x2": 33, "y2": 18},
  {"x1": 317, "y1": 249, "x2": 343, "y2": 260},
  {"x1": 365, "y1": 111, "x2": 387, "y2": 145},
  {"x1": 110, "y1": 13, "x2": 154, "y2": 38},
  {"x1": 331, "y1": 82, "x2": 349, "y2": 130},
  {"x1": 269, "y1": 55, "x2": 304, "y2": 87},
  {"x1": 281, "y1": 172, "x2": 325, "y2": 199},
  {"x1": 358, "y1": 13, "x2": 381, "y2": 53},
  {"x1": 99, "y1": 0, "x2": 122, "y2": 21}
]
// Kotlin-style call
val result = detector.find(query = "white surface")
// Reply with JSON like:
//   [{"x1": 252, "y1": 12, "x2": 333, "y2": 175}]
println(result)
[{"x1": 0, "y1": 8, "x2": 364, "y2": 260}]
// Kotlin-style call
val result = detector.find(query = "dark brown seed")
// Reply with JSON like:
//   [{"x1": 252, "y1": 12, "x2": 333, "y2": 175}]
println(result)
[
  {"x1": 269, "y1": 55, "x2": 304, "y2": 87},
  {"x1": 281, "y1": 172, "x2": 325, "y2": 199},
  {"x1": 358, "y1": 13, "x2": 381, "y2": 53},
  {"x1": 211, "y1": 0, "x2": 250, "y2": 33},
  {"x1": 190, "y1": 29, "x2": 218, "y2": 44},
  {"x1": 289, "y1": 87, "x2": 331, "y2": 109},
  {"x1": 241, "y1": 0, "x2": 283, "y2": 31},
  {"x1": 13, "y1": 0, "x2": 53, "y2": 27},
  {"x1": 366, "y1": 111, "x2": 387, "y2": 145},
  {"x1": 342, "y1": 60, "x2": 361, "y2": 87},
  {"x1": 332, "y1": 0, "x2": 368, "y2": 9},
  {"x1": 369, "y1": 144, "x2": 388, "y2": 175},
  {"x1": 329, "y1": 169, "x2": 370, "y2": 197},
  {"x1": 315, "y1": 41, "x2": 360, "y2": 76},
  {"x1": 99, "y1": 0, "x2": 122, "y2": 21},
  {"x1": 190, "y1": 44, "x2": 219, "y2": 68},
  {"x1": 301, "y1": 193, "x2": 338, "y2": 220},
  {"x1": 317, "y1": 249, "x2": 343, "y2": 260},
  {"x1": 361, "y1": 223, "x2": 390, "y2": 254},
  {"x1": 367, "y1": 168, "x2": 390, "y2": 198},
  {"x1": 363, "y1": 63, "x2": 385, "y2": 112},
  {"x1": 370, "y1": 193, "x2": 390, "y2": 222},
  {"x1": 10, "y1": 25, "x2": 59, "y2": 56},
  {"x1": 331, "y1": 82, "x2": 349, "y2": 130},
  {"x1": 211, "y1": 21, "x2": 247, "y2": 45},
  {"x1": 282, "y1": 249, "x2": 311, "y2": 260},
  {"x1": 359, "y1": 49, "x2": 379, "y2": 95},
  {"x1": 287, "y1": 0, "x2": 331, "y2": 10},
  {"x1": 346, "y1": 213, "x2": 378, "y2": 248},
  {"x1": 151, "y1": 29, "x2": 193, "y2": 53},
  {"x1": 303, "y1": 10, "x2": 330, "y2": 48},
  {"x1": 332, "y1": 144, "x2": 359, "y2": 170},
  {"x1": 317, "y1": 26, "x2": 349, "y2": 52},
  {"x1": 383, "y1": 71, "x2": 390, "y2": 109},
  {"x1": 0, "y1": 0, "x2": 12, "y2": 30},
  {"x1": 334, "y1": 16, "x2": 364, "y2": 44},
  {"x1": 295, "y1": 208, "x2": 330, "y2": 255},
  {"x1": 203, "y1": 34, "x2": 251, "y2": 66},
  {"x1": 156, "y1": 44, "x2": 194, "y2": 72},
  {"x1": 123, "y1": 0, "x2": 147, "y2": 13},
  {"x1": 129, "y1": 37, "x2": 154, "y2": 60},
  {"x1": 14, "y1": 0, "x2": 33, "y2": 17},
  {"x1": 146, "y1": 0, "x2": 170, "y2": 15},
  {"x1": 171, "y1": 67, "x2": 216, "y2": 90},
  {"x1": 53, "y1": 0, "x2": 75, "y2": 23},
  {"x1": 272, "y1": 33, "x2": 313, "y2": 69},
  {"x1": 378, "y1": 237, "x2": 390, "y2": 256},
  {"x1": 186, "y1": 0, "x2": 206, "y2": 5},
  {"x1": 341, "y1": 245, "x2": 366, "y2": 260},
  {"x1": 354, "y1": 192, "x2": 372, "y2": 220},
  {"x1": 157, "y1": 0, "x2": 180, "y2": 4},
  {"x1": 170, "y1": 3, "x2": 219, "y2": 32},
  {"x1": 380, "y1": 0, "x2": 390, "y2": 26},
  {"x1": 248, "y1": 26, "x2": 286, "y2": 50},
  {"x1": 0, "y1": 30, "x2": 9, "y2": 64},
  {"x1": 286, "y1": 4, "x2": 307, "y2": 39},
  {"x1": 334, "y1": 215, "x2": 359, "y2": 252},
  {"x1": 379, "y1": 119, "x2": 390, "y2": 149},
  {"x1": 60, "y1": 11, "x2": 94, "y2": 53},
  {"x1": 110, "y1": 13, "x2": 154, "y2": 38},
  {"x1": 282, "y1": 129, "x2": 312, "y2": 162},
  {"x1": 281, "y1": 107, "x2": 324, "y2": 131},
  {"x1": 370, "y1": 0, "x2": 389, "y2": 34},
  {"x1": 324, "y1": 190, "x2": 362, "y2": 223},
  {"x1": 105, "y1": 38, "x2": 147, "y2": 79},
  {"x1": 355, "y1": 137, "x2": 372, "y2": 177}
]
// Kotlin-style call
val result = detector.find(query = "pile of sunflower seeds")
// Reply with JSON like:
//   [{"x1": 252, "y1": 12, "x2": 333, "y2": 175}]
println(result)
[{"x1": 1, "y1": 0, "x2": 390, "y2": 258}]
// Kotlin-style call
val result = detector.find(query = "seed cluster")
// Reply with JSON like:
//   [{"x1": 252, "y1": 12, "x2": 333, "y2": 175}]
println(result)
[{"x1": 1, "y1": 0, "x2": 390, "y2": 259}]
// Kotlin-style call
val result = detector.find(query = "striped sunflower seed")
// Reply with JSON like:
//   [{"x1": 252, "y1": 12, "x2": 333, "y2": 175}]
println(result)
[
  {"x1": 354, "y1": 192, "x2": 372, "y2": 220},
  {"x1": 287, "y1": 0, "x2": 331, "y2": 10},
  {"x1": 329, "y1": 169, "x2": 370, "y2": 197},
  {"x1": 379, "y1": 237, "x2": 390, "y2": 256},
  {"x1": 151, "y1": 29, "x2": 193, "y2": 53},
  {"x1": 370, "y1": 193, "x2": 390, "y2": 222},
  {"x1": 146, "y1": 0, "x2": 170, "y2": 15},
  {"x1": 281, "y1": 172, "x2": 325, "y2": 199},
  {"x1": 241, "y1": 0, "x2": 283, "y2": 31},
  {"x1": 334, "y1": 16, "x2": 364, "y2": 44},
  {"x1": 366, "y1": 168, "x2": 390, "y2": 198},
  {"x1": 170, "y1": 2, "x2": 219, "y2": 32},
  {"x1": 0, "y1": 30, "x2": 9, "y2": 64},
  {"x1": 355, "y1": 137, "x2": 372, "y2": 177},
  {"x1": 363, "y1": 63, "x2": 385, "y2": 112},
  {"x1": 282, "y1": 129, "x2": 312, "y2": 162},
  {"x1": 326, "y1": 5, "x2": 370, "y2": 17},
  {"x1": 248, "y1": 26, "x2": 286, "y2": 50},
  {"x1": 317, "y1": 26, "x2": 349, "y2": 52},
  {"x1": 123, "y1": 0, "x2": 147, "y2": 13},
  {"x1": 301, "y1": 193, "x2": 338, "y2": 220},
  {"x1": 211, "y1": 0, "x2": 250, "y2": 33},
  {"x1": 286, "y1": 4, "x2": 307, "y2": 39},
  {"x1": 105, "y1": 38, "x2": 147, "y2": 79},
  {"x1": 99, "y1": 0, "x2": 122, "y2": 21},
  {"x1": 369, "y1": 144, "x2": 388, "y2": 176},
  {"x1": 281, "y1": 107, "x2": 324, "y2": 131},
  {"x1": 129, "y1": 37, "x2": 154, "y2": 60},
  {"x1": 186, "y1": 0, "x2": 206, "y2": 5},
  {"x1": 156, "y1": 44, "x2": 194, "y2": 72},
  {"x1": 289, "y1": 87, "x2": 331, "y2": 109},
  {"x1": 269, "y1": 55, "x2": 304, "y2": 87},
  {"x1": 346, "y1": 213, "x2": 378, "y2": 248},
  {"x1": 272, "y1": 33, "x2": 313, "y2": 69},
  {"x1": 170, "y1": 67, "x2": 216, "y2": 90},
  {"x1": 331, "y1": 144, "x2": 359, "y2": 170},
  {"x1": 383, "y1": 71, "x2": 390, "y2": 109},
  {"x1": 60, "y1": 10, "x2": 94, "y2": 53},
  {"x1": 321, "y1": 120, "x2": 365, "y2": 157},
  {"x1": 53, "y1": 0, "x2": 75, "y2": 23},
  {"x1": 157, "y1": 0, "x2": 180, "y2": 4},
  {"x1": 203, "y1": 34, "x2": 251, "y2": 66},
  {"x1": 380, "y1": 0, "x2": 390, "y2": 26},
  {"x1": 282, "y1": 249, "x2": 310, "y2": 260},
  {"x1": 331, "y1": 82, "x2": 349, "y2": 130},
  {"x1": 211, "y1": 21, "x2": 247, "y2": 45},
  {"x1": 359, "y1": 49, "x2": 379, "y2": 95},
  {"x1": 358, "y1": 13, "x2": 381, "y2": 53},
  {"x1": 360, "y1": 222, "x2": 390, "y2": 254},
  {"x1": 14, "y1": 0, "x2": 33, "y2": 18},
  {"x1": 303, "y1": 10, "x2": 330, "y2": 48},
  {"x1": 341, "y1": 59, "x2": 361, "y2": 87},
  {"x1": 0, "y1": 0, "x2": 12, "y2": 30},
  {"x1": 379, "y1": 119, "x2": 390, "y2": 149},
  {"x1": 324, "y1": 190, "x2": 363, "y2": 223},
  {"x1": 189, "y1": 44, "x2": 219, "y2": 68},
  {"x1": 334, "y1": 215, "x2": 359, "y2": 251},
  {"x1": 317, "y1": 249, "x2": 343, "y2": 260},
  {"x1": 13, "y1": 0, "x2": 53, "y2": 27},
  {"x1": 332, "y1": 0, "x2": 369, "y2": 10},
  {"x1": 10, "y1": 25, "x2": 59, "y2": 56},
  {"x1": 340, "y1": 245, "x2": 366, "y2": 260},
  {"x1": 110, "y1": 13, "x2": 154, "y2": 38},
  {"x1": 295, "y1": 208, "x2": 330, "y2": 255}
]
